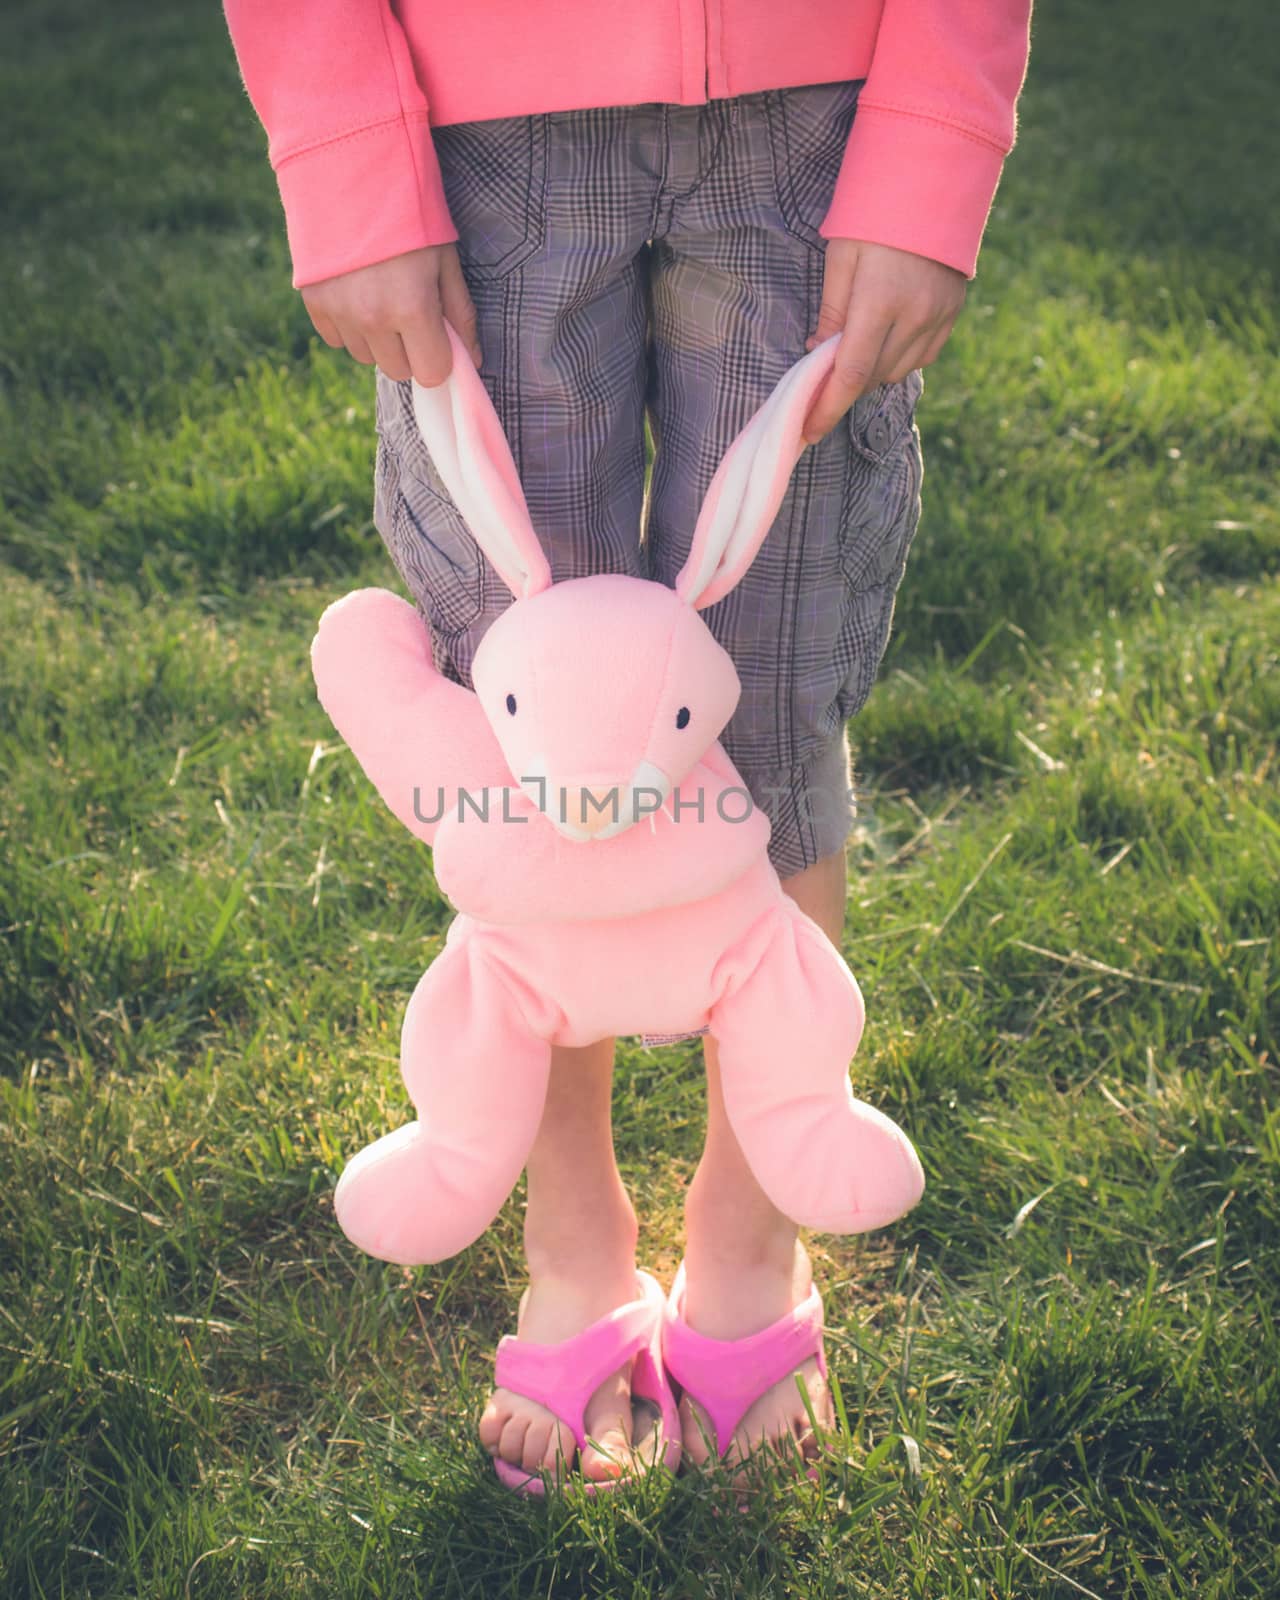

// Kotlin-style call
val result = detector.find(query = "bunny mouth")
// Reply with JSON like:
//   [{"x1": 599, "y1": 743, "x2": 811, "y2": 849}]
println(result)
[{"x1": 518, "y1": 759, "x2": 672, "y2": 844}]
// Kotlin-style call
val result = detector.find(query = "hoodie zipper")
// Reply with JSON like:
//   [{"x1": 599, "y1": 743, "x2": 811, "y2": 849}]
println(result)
[
  {"x1": 701, "y1": 0, "x2": 731, "y2": 101},
  {"x1": 679, "y1": 0, "x2": 709, "y2": 104}
]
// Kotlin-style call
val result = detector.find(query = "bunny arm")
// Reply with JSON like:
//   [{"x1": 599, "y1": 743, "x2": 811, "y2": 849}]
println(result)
[
  {"x1": 311, "y1": 588, "x2": 508, "y2": 845},
  {"x1": 709, "y1": 899, "x2": 925, "y2": 1234},
  {"x1": 430, "y1": 750, "x2": 772, "y2": 924}
]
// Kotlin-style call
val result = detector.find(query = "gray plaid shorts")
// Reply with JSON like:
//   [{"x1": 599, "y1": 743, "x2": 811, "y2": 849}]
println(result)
[{"x1": 372, "y1": 81, "x2": 924, "y2": 878}]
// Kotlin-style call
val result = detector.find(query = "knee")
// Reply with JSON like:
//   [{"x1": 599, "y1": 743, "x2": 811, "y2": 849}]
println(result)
[{"x1": 778, "y1": 848, "x2": 848, "y2": 944}]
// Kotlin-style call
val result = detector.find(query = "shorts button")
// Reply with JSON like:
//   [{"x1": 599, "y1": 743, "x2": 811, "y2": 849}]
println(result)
[{"x1": 866, "y1": 413, "x2": 892, "y2": 454}]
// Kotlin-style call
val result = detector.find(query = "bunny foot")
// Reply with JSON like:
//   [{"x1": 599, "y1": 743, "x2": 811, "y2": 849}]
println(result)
[
  {"x1": 335, "y1": 937, "x2": 556, "y2": 1265},
  {"x1": 710, "y1": 904, "x2": 925, "y2": 1235}
]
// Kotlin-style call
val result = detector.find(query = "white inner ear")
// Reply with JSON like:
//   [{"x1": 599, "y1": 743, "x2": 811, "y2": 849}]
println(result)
[
  {"x1": 682, "y1": 352, "x2": 822, "y2": 604},
  {"x1": 679, "y1": 402, "x2": 772, "y2": 603},
  {"x1": 411, "y1": 376, "x2": 541, "y2": 599}
]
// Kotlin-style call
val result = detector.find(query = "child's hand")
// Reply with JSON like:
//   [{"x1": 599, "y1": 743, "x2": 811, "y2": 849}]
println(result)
[
  {"x1": 301, "y1": 244, "x2": 482, "y2": 387},
  {"x1": 802, "y1": 240, "x2": 966, "y2": 444}
]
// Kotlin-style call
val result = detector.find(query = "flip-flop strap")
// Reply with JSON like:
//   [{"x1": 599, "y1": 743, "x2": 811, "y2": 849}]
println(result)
[
  {"x1": 494, "y1": 1293, "x2": 658, "y2": 1452},
  {"x1": 663, "y1": 1273, "x2": 826, "y2": 1457}
]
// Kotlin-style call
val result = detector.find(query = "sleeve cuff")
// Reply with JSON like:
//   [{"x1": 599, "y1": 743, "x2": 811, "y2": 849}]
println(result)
[
  {"x1": 274, "y1": 112, "x2": 457, "y2": 288},
  {"x1": 819, "y1": 104, "x2": 1010, "y2": 279}
]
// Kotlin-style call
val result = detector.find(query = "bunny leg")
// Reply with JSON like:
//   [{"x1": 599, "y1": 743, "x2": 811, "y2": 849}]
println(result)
[
  {"x1": 709, "y1": 908, "x2": 924, "y2": 1234},
  {"x1": 334, "y1": 940, "x2": 553, "y2": 1265}
]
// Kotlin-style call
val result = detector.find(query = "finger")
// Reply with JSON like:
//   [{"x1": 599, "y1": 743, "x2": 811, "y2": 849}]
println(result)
[
  {"x1": 802, "y1": 305, "x2": 893, "y2": 445},
  {"x1": 438, "y1": 249, "x2": 483, "y2": 368},
  {"x1": 879, "y1": 330, "x2": 934, "y2": 387},
  {"x1": 307, "y1": 305, "x2": 345, "y2": 350},
  {"x1": 365, "y1": 331, "x2": 413, "y2": 383},
  {"x1": 881, "y1": 305, "x2": 960, "y2": 384},
  {"x1": 806, "y1": 244, "x2": 858, "y2": 350},
  {"x1": 336, "y1": 324, "x2": 376, "y2": 368},
  {"x1": 871, "y1": 313, "x2": 929, "y2": 386},
  {"x1": 834, "y1": 289, "x2": 894, "y2": 394},
  {"x1": 918, "y1": 318, "x2": 956, "y2": 370},
  {"x1": 883, "y1": 286, "x2": 966, "y2": 376},
  {"x1": 400, "y1": 313, "x2": 453, "y2": 388}
]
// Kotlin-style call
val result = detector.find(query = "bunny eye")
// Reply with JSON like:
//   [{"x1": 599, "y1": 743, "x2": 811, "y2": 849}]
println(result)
[
  {"x1": 675, "y1": 706, "x2": 691, "y2": 729},
  {"x1": 506, "y1": 693, "x2": 518, "y2": 716}
]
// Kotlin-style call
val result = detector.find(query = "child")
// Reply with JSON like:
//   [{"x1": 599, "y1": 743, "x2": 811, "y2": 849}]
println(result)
[{"x1": 223, "y1": 0, "x2": 1032, "y2": 1489}]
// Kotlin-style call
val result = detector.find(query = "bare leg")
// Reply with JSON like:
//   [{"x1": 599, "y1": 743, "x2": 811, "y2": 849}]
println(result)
[
  {"x1": 680, "y1": 849, "x2": 846, "y2": 1473},
  {"x1": 478, "y1": 1037, "x2": 644, "y2": 1483}
]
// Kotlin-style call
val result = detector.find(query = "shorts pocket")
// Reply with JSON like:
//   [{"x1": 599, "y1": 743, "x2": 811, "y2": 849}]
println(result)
[
  {"x1": 846, "y1": 367, "x2": 925, "y2": 467},
  {"x1": 433, "y1": 115, "x2": 548, "y2": 281},
  {"x1": 765, "y1": 80, "x2": 864, "y2": 254},
  {"x1": 838, "y1": 391, "x2": 924, "y2": 596},
  {"x1": 833, "y1": 396, "x2": 924, "y2": 720},
  {"x1": 373, "y1": 378, "x2": 487, "y2": 636}
]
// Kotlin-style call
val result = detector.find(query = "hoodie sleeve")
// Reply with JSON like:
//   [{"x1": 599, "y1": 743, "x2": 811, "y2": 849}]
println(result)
[
  {"x1": 820, "y1": 0, "x2": 1034, "y2": 277},
  {"x1": 222, "y1": 0, "x2": 457, "y2": 288}
]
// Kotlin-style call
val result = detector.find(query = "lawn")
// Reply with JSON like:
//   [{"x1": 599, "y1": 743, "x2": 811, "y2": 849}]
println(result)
[{"x1": 1, "y1": 1, "x2": 1277, "y2": 1595}]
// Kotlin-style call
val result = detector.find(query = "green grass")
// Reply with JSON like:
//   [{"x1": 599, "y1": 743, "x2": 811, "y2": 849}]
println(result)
[{"x1": 1, "y1": 0, "x2": 1277, "y2": 1594}]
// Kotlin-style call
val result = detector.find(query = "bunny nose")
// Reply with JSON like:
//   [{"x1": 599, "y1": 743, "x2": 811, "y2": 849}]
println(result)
[
  {"x1": 526, "y1": 761, "x2": 672, "y2": 843},
  {"x1": 555, "y1": 775, "x2": 629, "y2": 836}
]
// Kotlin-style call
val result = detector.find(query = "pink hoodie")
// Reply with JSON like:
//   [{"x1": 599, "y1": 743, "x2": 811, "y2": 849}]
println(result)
[{"x1": 223, "y1": 1, "x2": 1032, "y2": 289}]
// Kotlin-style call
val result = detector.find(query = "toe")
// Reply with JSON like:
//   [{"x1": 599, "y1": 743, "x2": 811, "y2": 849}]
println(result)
[
  {"x1": 477, "y1": 1399, "x2": 506, "y2": 1456},
  {"x1": 581, "y1": 1425, "x2": 629, "y2": 1481},
  {"x1": 497, "y1": 1413, "x2": 532, "y2": 1467},
  {"x1": 679, "y1": 1395, "x2": 719, "y2": 1467},
  {"x1": 520, "y1": 1417, "x2": 554, "y2": 1476},
  {"x1": 542, "y1": 1418, "x2": 577, "y2": 1478},
  {"x1": 580, "y1": 1367, "x2": 633, "y2": 1481},
  {"x1": 720, "y1": 1360, "x2": 829, "y2": 1488},
  {"x1": 799, "y1": 1365, "x2": 837, "y2": 1458}
]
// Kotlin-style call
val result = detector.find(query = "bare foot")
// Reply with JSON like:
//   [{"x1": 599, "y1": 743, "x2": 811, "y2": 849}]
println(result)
[
  {"x1": 478, "y1": 1262, "x2": 651, "y2": 1484},
  {"x1": 678, "y1": 1238, "x2": 835, "y2": 1480}
]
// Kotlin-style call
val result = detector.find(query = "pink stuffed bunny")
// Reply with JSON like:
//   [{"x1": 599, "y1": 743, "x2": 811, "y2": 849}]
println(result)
[{"x1": 313, "y1": 326, "x2": 925, "y2": 1266}]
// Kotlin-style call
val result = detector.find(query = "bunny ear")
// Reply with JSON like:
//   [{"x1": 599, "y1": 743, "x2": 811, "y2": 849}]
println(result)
[
  {"x1": 674, "y1": 335, "x2": 841, "y2": 611},
  {"x1": 409, "y1": 324, "x2": 552, "y2": 600}
]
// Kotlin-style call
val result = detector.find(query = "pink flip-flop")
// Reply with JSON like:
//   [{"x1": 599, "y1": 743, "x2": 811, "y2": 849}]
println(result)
[
  {"x1": 490, "y1": 1268, "x2": 682, "y2": 1495},
  {"x1": 661, "y1": 1260, "x2": 828, "y2": 1469}
]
